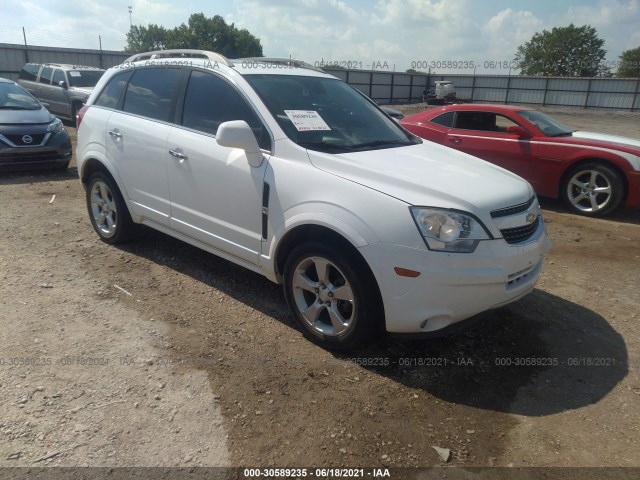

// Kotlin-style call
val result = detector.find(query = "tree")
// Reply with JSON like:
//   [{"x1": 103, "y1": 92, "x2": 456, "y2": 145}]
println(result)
[
  {"x1": 617, "y1": 47, "x2": 640, "y2": 77},
  {"x1": 514, "y1": 24, "x2": 609, "y2": 77},
  {"x1": 125, "y1": 13, "x2": 263, "y2": 58},
  {"x1": 125, "y1": 24, "x2": 170, "y2": 52}
]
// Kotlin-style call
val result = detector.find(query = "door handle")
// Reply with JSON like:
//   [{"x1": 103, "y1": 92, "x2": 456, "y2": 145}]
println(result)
[
  {"x1": 169, "y1": 148, "x2": 188, "y2": 163},
  {"x1": 108, "y1": 129, "x2": 122, "y2": 140},
  {"x1": 448, "y1": 137, "x2": 461, "y2": 145}
]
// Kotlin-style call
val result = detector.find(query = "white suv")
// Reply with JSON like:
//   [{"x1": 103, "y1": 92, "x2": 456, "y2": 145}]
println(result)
[{"x1": 76, "y1": 50, "x2": 551, "y2": 350}]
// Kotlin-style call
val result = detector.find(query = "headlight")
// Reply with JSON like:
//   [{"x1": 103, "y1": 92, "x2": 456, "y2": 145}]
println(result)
[
  {"x1": 410, "y1": 207, "x2": 491, "y2": 253},
  {"x1": 47, "y1": 118, "x2": 64, "y2": 135}
]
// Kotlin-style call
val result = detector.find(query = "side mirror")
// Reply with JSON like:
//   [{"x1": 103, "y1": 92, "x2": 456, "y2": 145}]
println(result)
[
  {"x1": 58, "y1": 81, "x2": 67, "y2": 89},
  {"x1": 42, "y1": 102, "x2": 50, "y2": 109},
  {"x1": 216, "y1": 120, "x2": 263, "y2": 168},
  {"x1": 506, "y1": 125, "x2": 531, "y2": 138}
]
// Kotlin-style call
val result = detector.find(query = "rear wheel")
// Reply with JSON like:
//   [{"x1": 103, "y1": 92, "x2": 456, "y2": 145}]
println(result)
[
  {"x1": 562, "y1": 163, "x2": 624, "y2": 217},
  {"x1": 283, "y1": 242, "x2": 381, "y2": 350},
  {"x1": 71, "y1": 103, "x2": 81, "y2": 125},
  {"x1": 86, "y1": 170, "x2": 135, "y2": 244}
]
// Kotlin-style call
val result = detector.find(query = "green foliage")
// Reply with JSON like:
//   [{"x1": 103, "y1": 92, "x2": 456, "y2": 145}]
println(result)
[
  {"x1": 125, "y1": 13, "x2": 263, "y2": 58},
  {"x1": 514, "y1": 24, "x2": 608, "y2": 77},
  {"x1": 617, "y1": 47, "x2": 640, "y2": 77}
]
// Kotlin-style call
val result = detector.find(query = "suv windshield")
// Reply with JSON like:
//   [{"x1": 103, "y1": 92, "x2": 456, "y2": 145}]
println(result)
[
  {"x1": 68, "y1": 70, "x2": 104, "y2": 88},
  {"x1": 518, "y1": 110, "x2": 573, "y2": 137},
  {"x1": 0, "y1": 82, "x2": 41, "y2": 110},
  {"x1": 245, "y1": 74, "x2": 419, "y2": 152}
]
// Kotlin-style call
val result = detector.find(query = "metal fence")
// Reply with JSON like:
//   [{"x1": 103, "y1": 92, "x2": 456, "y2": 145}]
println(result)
[
  {"x1": 0, "y1": 43, "x2": 129, "y2": 80},
  {"x1": 324, "y1": 69, "x2": 640, "y2": 111},
  {"x1": 2, "y1": 42, "x2": 638, "y2": 111}
]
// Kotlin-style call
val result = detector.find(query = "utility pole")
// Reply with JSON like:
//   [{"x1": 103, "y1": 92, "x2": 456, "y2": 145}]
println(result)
[
  {"x1": 22, "y1": 27, "x2": 29, "y2": 63},
  {"x1": 128, "y1": 6, "x2": 133, "y2": 27}
]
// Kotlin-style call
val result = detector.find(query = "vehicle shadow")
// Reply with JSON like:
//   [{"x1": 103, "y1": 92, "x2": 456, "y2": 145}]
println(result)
[
  {"x1": 0, "y1": 167, "x2": 78, "y2": 185},
  {"x1": 118, "y1": 227, "x2": 627, "y2": 418},
  {"x1": 350, "y1": 288, "x2": 629, "y2": 416},
  {"x1": 539, "y1": 197, "x2": 640, "y2": 225}
]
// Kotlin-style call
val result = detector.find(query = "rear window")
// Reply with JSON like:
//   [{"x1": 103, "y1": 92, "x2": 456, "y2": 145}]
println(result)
[
  {"x1": 430, "y1": 112, "x2": 454, "y2": 127},
  {"x1": 122, "y1": 68, "x2": 182, "y2": 122},
  {"x1": 19, "y1": 64, "x2": 40, "y2": 81},
  {"x1": 94, "y1": 70, "x2": 133, "y2": 109}
]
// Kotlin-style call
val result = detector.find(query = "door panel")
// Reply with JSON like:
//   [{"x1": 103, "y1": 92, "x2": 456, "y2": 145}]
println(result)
[
  {"x1": 166, "y1": 128, "x2": 267, "y2": 264},
  {"x1": 106, "y1": 113, "x2": 172, "y2": 225},
  {"x1": 448, "y1": 112, "x2": 538, "y2": 180},
  {"x1": 48, "y1": 70, "x2": 70, "y2": 116}
]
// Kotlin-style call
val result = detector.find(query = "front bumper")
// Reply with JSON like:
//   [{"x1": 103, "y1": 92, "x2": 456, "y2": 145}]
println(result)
[
  {"x1": 359, "y1": 220, "x2": 551, "y2": 334},
  {"x1": 0, "y1": 134, "x2": 72, "y2": 170},
  {"x1": 624, "y1": 171, "x2": 640, "y2": 208}
]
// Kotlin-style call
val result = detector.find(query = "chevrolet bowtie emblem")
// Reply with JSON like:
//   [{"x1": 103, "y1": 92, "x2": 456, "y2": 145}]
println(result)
[{"x1": 526, "y1": 212, "x2": 537, "y2": 224}]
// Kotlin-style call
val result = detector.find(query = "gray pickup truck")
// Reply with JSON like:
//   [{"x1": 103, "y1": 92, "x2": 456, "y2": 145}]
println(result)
[{"x1": 17, "y1": 63, "x2": 105, "y2": 122}]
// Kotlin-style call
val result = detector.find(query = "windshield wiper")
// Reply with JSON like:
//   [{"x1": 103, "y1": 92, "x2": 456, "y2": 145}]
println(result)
[
  {"x1": 298, "y1": 141, "x2": 355, "y2": 152},
  {"x1": 550, "y1": 131, "x2": 573, "y2": 137},
  {"x1": 349, "y1": 139, "x2": 411, "y2": 150}
]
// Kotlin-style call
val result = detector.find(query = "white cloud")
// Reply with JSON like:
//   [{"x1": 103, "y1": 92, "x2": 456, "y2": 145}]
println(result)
[{"x1": 483, "y1": 8, "x2": 544, "y2": 62}]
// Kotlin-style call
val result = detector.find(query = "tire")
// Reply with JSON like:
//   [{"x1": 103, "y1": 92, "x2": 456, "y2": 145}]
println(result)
[
  {"x1": 71, "y1": 103, "x2": 81, "y2": 125},
  {"x1": 283, "y1": 242, "x2": 382, "y2": 351},
  {"x1": 86, "y1": 170, "x2": 136, "y2": 244},
  {"x1": 562, "y1": 162, "x2": 625, "y2": 217}
]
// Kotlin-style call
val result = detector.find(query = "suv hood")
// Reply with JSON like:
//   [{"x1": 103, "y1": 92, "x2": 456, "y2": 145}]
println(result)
[
  {"x1": 0, "y1": 108, "x2": 53, "y2": 125},
  {"x1": 307, "y1": 142, "x2": 534, "y2": 213}
]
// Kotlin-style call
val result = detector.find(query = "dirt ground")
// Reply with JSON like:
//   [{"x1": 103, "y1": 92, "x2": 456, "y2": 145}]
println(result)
[{"x1": 1, "y1": 106, "x2": 639, "y2": 475}]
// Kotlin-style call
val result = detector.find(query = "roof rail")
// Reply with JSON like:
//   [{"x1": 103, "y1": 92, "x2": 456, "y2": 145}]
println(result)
[
  {"x1": 234, "y1": 57, "x2": 324, "y2": 73},
  {"x1": 124, "y1": 49, "x2": 233, "y2": 66}
]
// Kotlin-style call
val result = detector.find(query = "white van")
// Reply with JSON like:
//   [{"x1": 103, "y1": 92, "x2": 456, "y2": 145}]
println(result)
[{"x1": 76, "y1": 50, "x2": 550, "y2": 350}]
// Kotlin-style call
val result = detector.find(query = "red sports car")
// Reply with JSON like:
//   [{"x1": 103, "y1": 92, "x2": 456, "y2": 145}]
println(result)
[{"x1": 401, "y1": 104, "x2": 640, "y2": 216}]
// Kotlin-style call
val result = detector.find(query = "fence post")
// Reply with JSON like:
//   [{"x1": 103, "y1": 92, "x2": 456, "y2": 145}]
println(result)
[
  {"x1": 368, "y1": 70, "x2": 374, "y2": 100},
  {"x1": 409, "y1": 73, "x2": 414, "y2": 102},
  {"x1": 542, "y1": 76, "x2": 549, "y2": 106},
  {"x1": 505, "y1": 72, "x2": 511, "y2": 105},
  {"x1": 633, "y1": 77, "x2": 640, "y2": 112},
  {"x1": 470, "y1": 71, "x2": 476, "y2": 102},
  {"x1": 584, "y1": 77, "x2": 592, "y2": 109},
  {"x1": 389, "y1": 72, "x2": 394, "y2": 104}
]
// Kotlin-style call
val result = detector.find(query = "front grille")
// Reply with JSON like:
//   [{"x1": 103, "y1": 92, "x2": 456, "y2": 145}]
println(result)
[
  {"x1": 500, "y1": 216, "x2": 540, "y2": 244},
  {"x1": 491, "y1": 196, "x2": 535, "y2": 218},
  {"x1": 3, "y1": 134, "x2": 47, "y2": 146}
]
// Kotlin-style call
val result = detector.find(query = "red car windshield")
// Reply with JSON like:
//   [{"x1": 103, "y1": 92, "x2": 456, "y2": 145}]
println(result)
[{"x1": 517, "y1": 110, "x2": 573, "y2": 137}]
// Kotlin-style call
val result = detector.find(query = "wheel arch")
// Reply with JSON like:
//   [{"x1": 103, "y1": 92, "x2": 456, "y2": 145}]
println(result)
[
  {"x1": 80, "y1": 157, "x2": 138, "y2": 222},
  {"x1": 274, "y1": 225, "x2": 383, "y2": 315}
]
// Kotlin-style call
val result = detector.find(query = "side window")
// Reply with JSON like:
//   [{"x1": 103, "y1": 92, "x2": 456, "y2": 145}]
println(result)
[
  {"x1": 39, "y1": 67, "x2": 53, "y2": 85},
  {"x1": 19, "y1": 64, "x2": 40, "y2": 81},
  {"x1": 94, "y1": 70, "x2": 133, "y2": 109},
  {"x1": 182, "y1": 70, "x2": 270, "y2": 151},
  {"x1": 494, "y1": 114, "x2": 521, "y2": 132},
  {"x1": 52, "y1": 69, "x2": 65, "y2": 86},
  {"x1": 122, "y1": 68, "x2": 182, "y2": 122},
  {"x1": 430, "y1": 112, "x2": 454, "y2": 127}
]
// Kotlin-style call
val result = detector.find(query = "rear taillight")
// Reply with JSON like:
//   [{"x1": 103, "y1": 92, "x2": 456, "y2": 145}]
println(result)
[{"x1": 76, "y1": 105, "x2": 89, "y2": 129}]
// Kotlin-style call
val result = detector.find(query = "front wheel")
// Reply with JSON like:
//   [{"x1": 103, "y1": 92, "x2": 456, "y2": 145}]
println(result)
[
  {"x1": 86, "y1": 170, "x2": 135, "y2": 244},
  {"x1": 283, "y1": 242, "x2": 381, "y2": 350},
  {"x1": 562, "y1": 163, "x2": 624, "y2": 217}
]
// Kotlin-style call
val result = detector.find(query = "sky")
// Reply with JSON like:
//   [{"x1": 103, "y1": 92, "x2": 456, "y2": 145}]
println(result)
[{"x1": 1, "y1": 0, "x2": 639, "y2": 73}]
